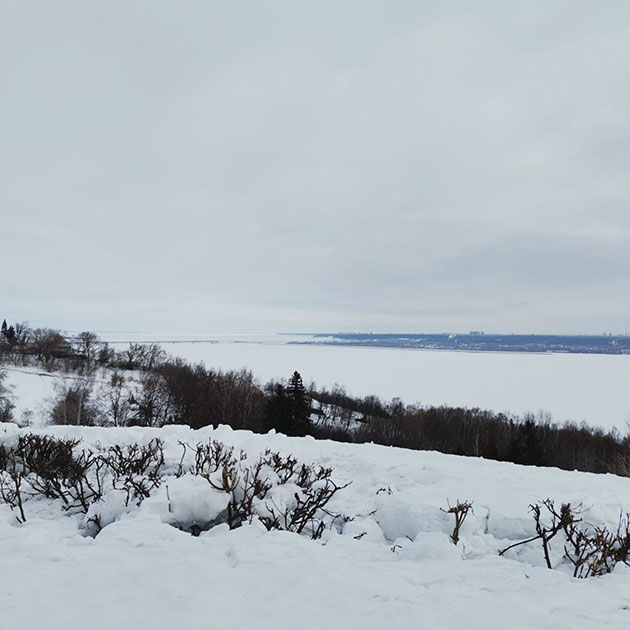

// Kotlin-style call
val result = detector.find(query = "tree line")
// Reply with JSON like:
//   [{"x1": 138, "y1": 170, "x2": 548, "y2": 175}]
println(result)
[{"x1": 310, "y1": 386, "x2": 630, "y2": 475}]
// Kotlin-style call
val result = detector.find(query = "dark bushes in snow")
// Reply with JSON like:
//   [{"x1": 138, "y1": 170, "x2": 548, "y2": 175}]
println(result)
[
  {"x1": 175, "y1": 440, "x2": 348, "y2": 538},
  {"x1": 0, "y1": 434, "x2": 165, "y2": 527},
  {"x1": 0, "y1": 433, "x2": 346, "y2": 540},
  {"x1": 499, "y1": 499, "x2": 630, "y2": 578}
]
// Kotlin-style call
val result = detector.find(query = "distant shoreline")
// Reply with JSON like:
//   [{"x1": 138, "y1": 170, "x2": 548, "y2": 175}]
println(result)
[
  {"x1": 95, "y1": 332, "x2": 630, "y2": 356},
  {"x1": 290, "y1": 332, "x2": 630, "y2": 356}
]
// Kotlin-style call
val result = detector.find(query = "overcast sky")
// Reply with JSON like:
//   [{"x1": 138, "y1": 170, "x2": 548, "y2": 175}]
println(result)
[{"x1": 2, "y1": 1, "x2": 630, "y2": 335}]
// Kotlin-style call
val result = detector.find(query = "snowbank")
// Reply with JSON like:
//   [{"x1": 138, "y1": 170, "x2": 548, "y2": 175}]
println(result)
[{"x1": 1, "y1": 423, "x2": 630, "y2": 629}]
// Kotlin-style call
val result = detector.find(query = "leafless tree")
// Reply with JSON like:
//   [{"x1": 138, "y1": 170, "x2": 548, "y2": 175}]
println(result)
[
  {"x1": 100, "y1": 371, "x2": 131, "y2": 426},
  {"x1": 75, "y1": 331, "x2": 100, "y2": 373},
  {"x1": 50, "y1": 379, "x2": 98, "y2": 426}
]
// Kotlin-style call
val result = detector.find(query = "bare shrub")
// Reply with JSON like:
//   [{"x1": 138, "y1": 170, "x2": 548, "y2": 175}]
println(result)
[
  {"x1": 441, "y1": 499, "x2": 474, "y2": 545},
  {"x1": 563, "y1": 512, "x2": 630, "y2": 578},
  {"x1": 105, "y1": 439, "x2": 164, "y2": 505},
  {"x1": 499, "y1": 499, "x2": 630, "y2": 577},
  {"x1": 176, "y1": 440, "x2": 348, "y2": 538},
  {"x1": 0, "y1": 434, "x2": 346, "y2": 541},
  {"x1": 0, "y1": 435, "x2": 105, "y2": 519},
  {"x1": 13, "y1": 434, "x2": 104, "y2": 513},
  {"x1": 177, "y1": 439, "x2": 245, "y2": 478},
  {"x1": 0, "y1": 444, "x2": 26, "y2": 522},
  {"x1": 0, "y1": 434, "x2": 167, "y2": 525},
  {"x1": 499, "y1": 500, "x2": 584, "y2": 569},
  {"x1": 14, "y1": 433, "x2": 82, "y2": 483}
]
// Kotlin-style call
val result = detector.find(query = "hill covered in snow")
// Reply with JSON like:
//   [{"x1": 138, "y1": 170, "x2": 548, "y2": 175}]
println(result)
[{"x1": 2, "y1": 422, "x2": 630, "y2": 629}]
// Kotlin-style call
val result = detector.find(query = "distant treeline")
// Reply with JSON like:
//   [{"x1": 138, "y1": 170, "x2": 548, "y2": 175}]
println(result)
[
  {"x1": 310, "y1": 387, "x2": 630, "y2": 476},
  {"x1": 1, "y1": 319, "x2": 629, "y2": 477}
]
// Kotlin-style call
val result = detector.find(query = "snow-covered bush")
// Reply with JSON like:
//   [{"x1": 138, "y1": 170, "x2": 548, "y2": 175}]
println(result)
[
  {"x1": 0, "y1": 434, "x2": 166, "y2": 532},
  {"x1": 167, "y1": 441, "x2": 348, "y2": 538},
  {"x1": 499, "y1": 499, "x2": 630, "y2": 578},
  {"x1": 0, "y1": 433, "x2": 347, "y2": 541},
  {"x1": 0, "y1": 433, "x2": 103, "y2": 523}
]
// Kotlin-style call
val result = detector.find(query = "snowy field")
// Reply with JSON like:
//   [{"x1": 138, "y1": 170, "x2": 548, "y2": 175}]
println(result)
[
  {"x1": 2, "y1": 422, "x2": 630, "y2": 629},
  {"x1": 105, "y1": 335, "x2": 630, "y2": 431}
]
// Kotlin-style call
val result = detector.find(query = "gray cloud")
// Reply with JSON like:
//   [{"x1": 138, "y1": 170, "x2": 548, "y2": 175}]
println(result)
[{"x1": 2, "y1": 1, "x2": 630, "y2": 334}]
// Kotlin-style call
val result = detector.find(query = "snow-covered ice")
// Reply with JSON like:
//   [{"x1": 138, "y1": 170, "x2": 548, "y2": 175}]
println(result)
[{"x1": 122, "y1": 337, "x2": 630, "y2": 430}]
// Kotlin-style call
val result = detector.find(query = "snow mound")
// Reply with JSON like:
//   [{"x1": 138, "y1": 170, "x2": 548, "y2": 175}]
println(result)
[{"x1": 1, "y1": 423, "x2": 630, "y2": 629}]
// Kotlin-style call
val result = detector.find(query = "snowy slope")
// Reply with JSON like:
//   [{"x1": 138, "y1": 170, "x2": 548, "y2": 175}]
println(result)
[
  {"x1": 0, "y1": 366, "x2": 139, "y2": 427},
  {"x1": 2, "y1": 423, "x2": 630, "y2": 629},
  {"x1": 0, "y1": 366, "x2": 64, "y2": 427}
]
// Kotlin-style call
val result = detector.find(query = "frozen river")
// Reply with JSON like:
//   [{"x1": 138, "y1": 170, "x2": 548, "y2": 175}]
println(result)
[{"x1": 105, "y1": 334, "x2": 630, "y2": 432}]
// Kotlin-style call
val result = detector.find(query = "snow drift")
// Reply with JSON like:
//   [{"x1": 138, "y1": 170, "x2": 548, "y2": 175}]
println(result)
[{"x1": 2, "y1": 423, "x2": 630, "y2": 629}]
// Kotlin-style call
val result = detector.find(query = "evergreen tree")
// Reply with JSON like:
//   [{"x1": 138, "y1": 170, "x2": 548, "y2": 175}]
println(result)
[
  {"x1": 4, "y1": 325, "x2": 16, "y2": 344},
  {"x1": 264, "y1": 382, "x2": 290, "y2": 434},
  {"x1": 508, "y1": 418, "x2": 545, "y2": 466},
  {"x1": 286, "y1": 371, "x2": 311, "y2": 437},
  {"x1": 264, "y1": 371, "x2": 311, "y2": 437},
  {"x1": 1, "y1": 319, "x2": 7, "y2": 334}
]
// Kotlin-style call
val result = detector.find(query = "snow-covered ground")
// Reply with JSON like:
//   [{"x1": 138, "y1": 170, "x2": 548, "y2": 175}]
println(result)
[
  {"x1": 0, "y1": 365, "x2": 131, "y2": 428},
  {"x1": 2, "y1": 422, "x2": 630, "y2": 629},
  {"x1": 108, "y1": 336, "x2": 630, "y2": 431},
  {"x1": 0, "y1": 365, "x2": 73, "y2": 427}
]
